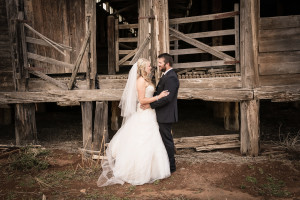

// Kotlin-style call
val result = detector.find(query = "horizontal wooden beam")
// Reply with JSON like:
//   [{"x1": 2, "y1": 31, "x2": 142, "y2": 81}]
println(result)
[
  {"x1": 174, "y1": 134, "x2": 239, "y2": 149},
  {"x1": 0, "y1": 88, "x2": 253, "y2": 104},
  {"x1": 26, "y1": 37, "x2": 72, "y2": 51},
  {"x1": 173, "y1": 60, "x2": 235, "y2": 69},
  {"x1": 170, "y1": 29, "x2": 235, "y2": 41},
  {"x1": 169, "y1": 11, "x2": 239, "y2": 25},
  {"x1": 119, "y1": 37, "x2": 138, "y2": 42},
  {"x1": 170, "y1": 45, "x2": 235, "y2": 55},
  {"x1": 254, "y1": 85, "x2": 300, "y2": 102},
  {"x1": 260, "y1": 15, "x2": 300, "y2": 30},
  {"x1": 27, "y1": 52, "x2": 74, "y2": 69},
  {"x1": 118, "y1": 23, "x2": 138, "y2": 29}
]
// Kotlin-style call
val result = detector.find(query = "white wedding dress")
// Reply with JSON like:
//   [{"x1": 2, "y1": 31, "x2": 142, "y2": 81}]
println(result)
[{"x1": 97, "y1": 85, "x2": 170, "y2": 187}]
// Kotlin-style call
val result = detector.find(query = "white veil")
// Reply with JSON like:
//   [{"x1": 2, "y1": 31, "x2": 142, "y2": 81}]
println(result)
[{"x1": 118, "y1": 62, "x2": 138, "y2": 124}]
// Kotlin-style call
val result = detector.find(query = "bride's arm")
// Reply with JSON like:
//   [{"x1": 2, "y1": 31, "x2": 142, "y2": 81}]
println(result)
[{"x1": 137, "y1": 77, "x2": 168, "y2": 105}]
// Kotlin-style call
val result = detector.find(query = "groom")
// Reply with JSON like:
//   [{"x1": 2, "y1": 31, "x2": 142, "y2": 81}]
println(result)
[{"x1": 143, "y1": 53, "x2": 179, "y2": 173}]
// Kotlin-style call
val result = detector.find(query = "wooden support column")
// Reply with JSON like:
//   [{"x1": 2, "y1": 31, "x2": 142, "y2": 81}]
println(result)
[
  {"x1": 107, "y1": 15, "x2": 116, "y2": 75},
  {"x1": 240, "y1": 0, "x2": 260, "y2": 156},
  {"x1": 81, "y1": 102, "x2": 93, "y2": 149},
  {"x1": 138, "y1": 0, "x2": 151, "y2": 59},
  {"x1": 15, "y1": 103, "x2": 37, "y2": 145},
  {"x1": 224, "y1": 102, "x2": 239, "y2": 131},
  {"x1": 85, "y1": 0, "x2": 97, "y2": 88},
  {"x1": 93, "y1": 101, "x2": 108, "y2": 151},
  {"x1": 151, "y1": 0, "x2": 169, "y2": 83},
  {"x1": 111, "y1": 101, "x2": 120, "y2": 131}
]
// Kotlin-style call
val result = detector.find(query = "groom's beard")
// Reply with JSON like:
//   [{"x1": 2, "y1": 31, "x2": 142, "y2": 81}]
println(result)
[{"x1": 160, "y1": 64, "x2": 166, "y2": 72}]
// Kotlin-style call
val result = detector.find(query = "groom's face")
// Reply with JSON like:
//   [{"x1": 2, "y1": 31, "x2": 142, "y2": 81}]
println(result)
[{"x1": 158, "y1": 58, "x2": 166, "y2": 72}]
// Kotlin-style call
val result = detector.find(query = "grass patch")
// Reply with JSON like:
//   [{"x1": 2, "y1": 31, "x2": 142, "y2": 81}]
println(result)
[
  {"x1": 9, "y1": 148, "x2": 49, "y2": 172},
  {"x1": 153, "y1": 179, "x2": 160, "y2": 185},
  {"x1": 38, "y1": 169, "x2": 75, "y2": 187},
  {"x1": 246, "y1": 176, "x2": 257, "y2": 184}
]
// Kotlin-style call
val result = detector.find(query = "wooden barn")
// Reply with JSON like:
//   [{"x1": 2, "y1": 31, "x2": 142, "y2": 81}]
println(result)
[{"x1": 0, "y1": 0, "x2": 299, "y2": 156}]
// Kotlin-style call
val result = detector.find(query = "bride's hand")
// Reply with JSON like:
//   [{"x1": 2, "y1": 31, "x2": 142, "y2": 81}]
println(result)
[{"x1": 158, "y1": 90, "x2": 169, "y2": 99}]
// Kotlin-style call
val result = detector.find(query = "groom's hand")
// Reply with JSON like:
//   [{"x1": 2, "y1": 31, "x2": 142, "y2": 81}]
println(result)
[{"x1": 140, "y1": 104, "x2": 151, "y2": 110}]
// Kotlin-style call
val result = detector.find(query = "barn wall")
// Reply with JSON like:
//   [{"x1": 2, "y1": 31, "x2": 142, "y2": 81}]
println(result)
[
  {"x1": 24, "y1": 0, "x2": 88, "y2": 74},
  {"x1": 258, "y1": 15, "x2": 300, "y2": 86},
  {"x1": 0, "y1": 0, "x2": 14, "y2": 91}
]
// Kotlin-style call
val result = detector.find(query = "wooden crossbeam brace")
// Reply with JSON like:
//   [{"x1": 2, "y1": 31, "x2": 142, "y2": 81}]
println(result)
[
  {"x1": 24, "y1": 23, "x2": 67, "y2": 56},
  {"x1": 68, "y1": 31, "x2": 91, "y2": 90},
  {"x1": 27, "y1": 68, "x2": 67, "y2": 90},
  {"x1": 169, "y1": 28, "x2": 235, "y2": 61},
  {"x1": 118, "y1": 48, "x2": 137, "y2": 66},
  {"x1": 27, "y1": 52, "x2": 74, "y2": 69},
  {"x1": 129, "y1": 34, "x2": 151, "y2": 65}
]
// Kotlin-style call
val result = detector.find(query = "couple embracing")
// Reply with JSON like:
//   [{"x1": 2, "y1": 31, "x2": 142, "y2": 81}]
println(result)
[{"x1": 97, "y1": 53, "x2": 179, "y2": 187}]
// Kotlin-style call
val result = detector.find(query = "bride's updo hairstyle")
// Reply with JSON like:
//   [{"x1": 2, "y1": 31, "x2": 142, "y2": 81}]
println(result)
[{"x1": 137, "y1": 58, "x2": 151, "y2": 82}]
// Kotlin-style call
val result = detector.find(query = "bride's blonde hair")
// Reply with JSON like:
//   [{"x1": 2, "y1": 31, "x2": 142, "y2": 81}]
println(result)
[{"x1": 137, "y1": 58, "x2": 151, "y2": 83}]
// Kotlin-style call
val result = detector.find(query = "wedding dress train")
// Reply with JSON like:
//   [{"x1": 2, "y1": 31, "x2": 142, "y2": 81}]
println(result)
[{"x1": 97, "y1": 85, "x2": 170, "y2": 186}]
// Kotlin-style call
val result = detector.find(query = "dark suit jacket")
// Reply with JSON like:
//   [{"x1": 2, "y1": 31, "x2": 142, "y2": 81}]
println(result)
[{"x1": 150, "y1": 69, "x2": 179, "y2": 123}]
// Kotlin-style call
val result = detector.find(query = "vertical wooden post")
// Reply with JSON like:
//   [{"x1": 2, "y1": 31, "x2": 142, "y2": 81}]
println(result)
[
  {"x1": 212, "y1": 0, "x2": 223, "y2": 60},
  {"x1": 93, "y1": 101, "x2": 108, "y2": 151},
  {"x1": 111, "y1": 101, "x2": 120, "y2": 131},
  {"x1": 15, "y1": 103, "x2": 37, "y2": 145},
  {"x1": 240, "y1": 0, "x2": 260, "y2": 156},
  {"x1": 115, "y1": 18, "x2": 119, "y2": 72},
  {"x1": 234, "y1": 3, "x2": 240, "y2": 72},
  {"x1": 81, "y1": 101, "x2": 93, "y2": 149},
  {"x1": 151, "y1": 0, "x2": 169, "y2": 83},
  {"x1": 224, "y1": 102, "x2": 239, "y2": 131},
  {"x1": 174, "y1": 24, "x2": 179, "y2": 63},
  {"x1": 85, "y1": 0, "x2": 97, "y2": 88},
  {"x1": 213, "y1": 102, "x2": 224, "y2": 118},
  {"x1": 138, "y1": 0, "x2": 151, "y2": 59},
  {"x1": 107, "y1": 15, "x2": 116, "y2": 75}
]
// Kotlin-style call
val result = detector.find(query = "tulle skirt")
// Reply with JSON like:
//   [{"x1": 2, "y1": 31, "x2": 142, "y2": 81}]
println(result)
[{"x1": 97, "y1": 108, "x2": 170, "y2": 187}]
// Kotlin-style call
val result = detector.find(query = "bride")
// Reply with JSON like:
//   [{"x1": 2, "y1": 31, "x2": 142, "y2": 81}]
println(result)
[{"x1": 97, "y1": 58, "x2": 171, "y2": 187}]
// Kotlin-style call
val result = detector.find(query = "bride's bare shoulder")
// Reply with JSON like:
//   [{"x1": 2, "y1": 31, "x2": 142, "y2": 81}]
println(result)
[{"x1": 137, "y1": 77, "x2": 146, "y2": 85}]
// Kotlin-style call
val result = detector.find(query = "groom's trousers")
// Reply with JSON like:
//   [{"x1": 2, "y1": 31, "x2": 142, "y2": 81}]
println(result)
[{"x1": 158, "y1": 122, "x2": 176, "y2": 172}]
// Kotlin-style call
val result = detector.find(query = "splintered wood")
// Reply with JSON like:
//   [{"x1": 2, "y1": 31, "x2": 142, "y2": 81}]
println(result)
[{"x1": 174, "y1": 134, "x2": 240, "y2": 152}]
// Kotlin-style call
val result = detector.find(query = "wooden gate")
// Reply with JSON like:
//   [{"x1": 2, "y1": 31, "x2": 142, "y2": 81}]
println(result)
[{"x1": 169, "y1": 3, "x2": 240, "y2": 75}]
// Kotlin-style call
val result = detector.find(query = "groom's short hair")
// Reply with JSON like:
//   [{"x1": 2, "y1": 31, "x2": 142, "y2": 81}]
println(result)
[{"x1": 158, "y1": 53, "x2": 173, "y2": 67}]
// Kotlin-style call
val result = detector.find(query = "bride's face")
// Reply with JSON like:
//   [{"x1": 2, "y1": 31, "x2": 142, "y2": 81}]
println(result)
[{"x1": 145, "y1": 62, "x2": 152, "y2": 74}]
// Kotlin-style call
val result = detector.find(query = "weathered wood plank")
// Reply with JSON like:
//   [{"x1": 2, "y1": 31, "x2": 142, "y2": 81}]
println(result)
[
  {"x1": 260, "y1": 15, "x2": 300, "y2": 30},
  {"x1": 93, "y1": 101, "x2": 108, "y2": 150},
  {"x1": 15, "y1": 103, "x2": 37, "y2": 145},
  {"x1": 240, "y1": 99, "x2": 260, "y2": 156},
  {"x1": 115, "y1": 18, "x2": 119, "y2": 72},
  {"x1": 68, "y1": 30, "x2": 90, "y2": 90},
  {"x1": 25, "y1": 37, "x2": 72, "y2": 50},
  {"x1": 28, "y1": 69, "x2": 68, "y2": 90},
  {"x1": 169, "y1": 29, "x2": 235, "y2": 41},
  {"x1": 259, "y1": 38, "x2": 300, "y2": 52},
  {"x1": 0, "y1": 88, "x2": 253, "y2": 104},
  {"x1": 174, "y1": 134, "x2": 239, "y2": 149},
  {"x1": 178, "y1": 88, "x2": 253, "y2": 101},
  {"x1": 107, "y1": 15, "x2": 115, "y2": 75},
  {"x1": 196, "y1": 142, "x2": 240, "y2": 151},
  {"x1": 170, "y1": 45, "x2": 235, "y2": 55},
  {"x1": 234, "y1": 3, "x2": 240, "y2": 72},
  {"x1": 118, "y1": 23, "x2": 138, "y2": 29},
  {"x1": 169, "y1": 11, "x2": 239, "y2": 25},
  {"x1": 169, "y1": 28, "x2": 235, "y2": 61},
  {"x1": 27, "y1": 52, "x2": 74, "y2": 69},
  {"x1": 259, "y1": 27, "x2": 300, "y2": 40},
  {"x1": 259, "y1": 61, "x2": 300, "y2": 75},
  {"x1": 129, "y1": 34, "x2": 150, "y2": 65},
  {"x1": 254, "y1": 85, "x2": 300, "y2": 102},
  {"x1": 119, "y1": 37, "x2": 138, "y2": 42},
  {"x1": 118, "y1": 48, "x2": 137, "y2": 65},
  {"x1": 259, "y1": 74, "x2": 300, "y2": 86},
  {"x1": 173, "y1": 60, "x2": 234, "y2": 69},
  {"x1": 81, "y1": 101, "x2": 92, "y2": 149}
]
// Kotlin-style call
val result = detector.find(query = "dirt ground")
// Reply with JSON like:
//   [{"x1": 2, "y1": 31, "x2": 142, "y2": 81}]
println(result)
[
  {"x1": 0, "y1": 143, "x2": 300, "y2": 200},
  {"x1": 0, "y1": 100, "x2": 299, "y2": 199}
]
